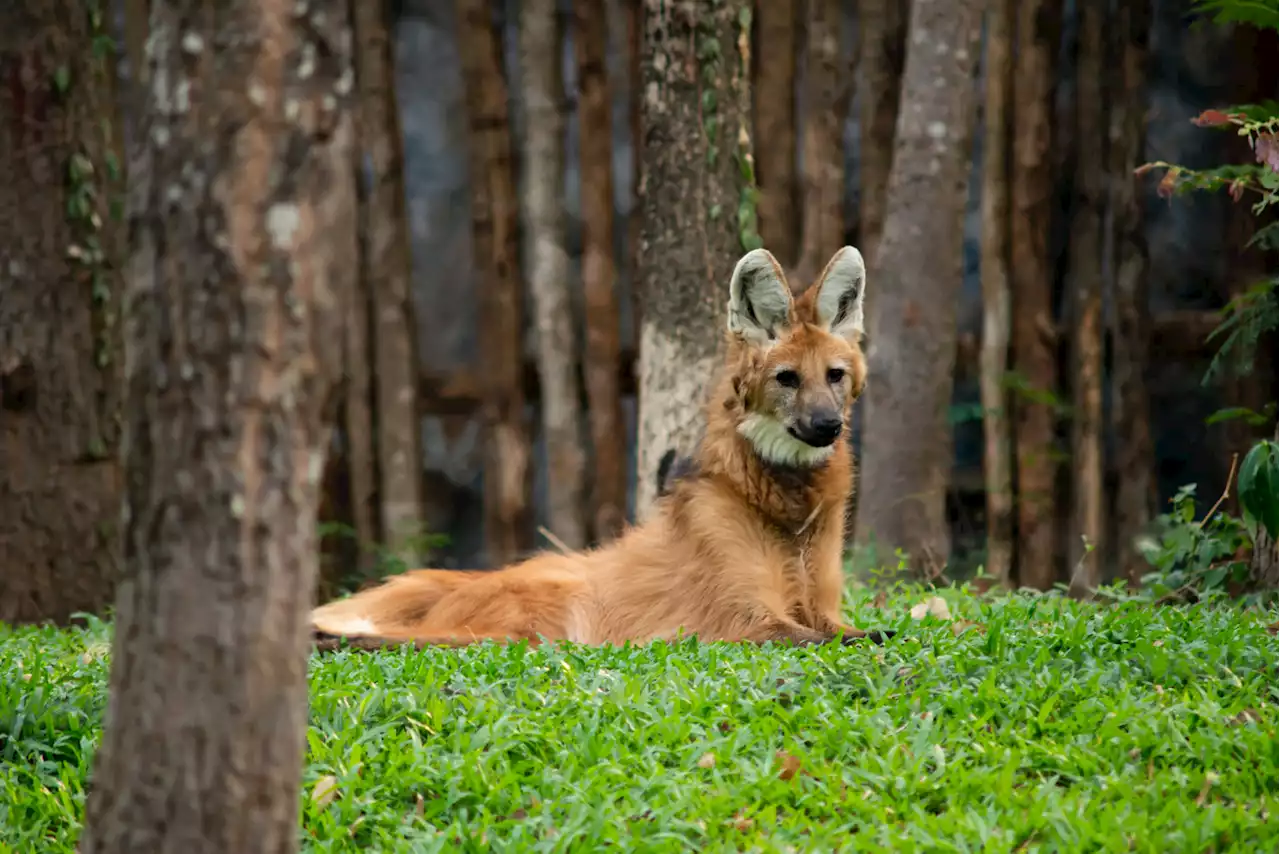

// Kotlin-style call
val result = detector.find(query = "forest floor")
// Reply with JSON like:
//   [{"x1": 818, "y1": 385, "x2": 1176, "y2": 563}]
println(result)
[{"x1": 0, "y1": 585, "x2": 1276, "y2": 853}]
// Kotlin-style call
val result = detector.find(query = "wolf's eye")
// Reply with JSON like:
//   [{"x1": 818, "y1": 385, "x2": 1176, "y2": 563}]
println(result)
[
  {"x1": 775, "y1": 369, "x2": 801, "y2": 388},
  {"x1": 827, "y1": 368, "x2": 846, "y2": 384}
]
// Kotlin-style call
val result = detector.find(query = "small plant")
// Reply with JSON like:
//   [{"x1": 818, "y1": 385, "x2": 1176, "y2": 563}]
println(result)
[{"x1": 1137, "y1": 484, "x2": 1254, "y2": 602}]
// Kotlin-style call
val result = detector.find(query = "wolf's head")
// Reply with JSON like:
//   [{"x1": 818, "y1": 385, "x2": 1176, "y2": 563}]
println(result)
[{"x1": 723, "y1": 246, "x2": 868, "y2": 469}]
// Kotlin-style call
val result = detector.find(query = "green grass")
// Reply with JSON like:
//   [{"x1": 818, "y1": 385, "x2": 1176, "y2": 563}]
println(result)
[{"x1": 1, "y1": 586, "x2": 1277, "y2": 853}]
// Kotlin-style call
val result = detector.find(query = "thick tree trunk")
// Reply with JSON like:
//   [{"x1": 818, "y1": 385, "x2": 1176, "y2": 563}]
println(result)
[
  {"x1": 1066, "y1": 0, "x2": 1106, "y2": 596},
  {"x1": 856, "y1": 0, "x2": 908, "y2": 265},
  {"x1": 77, "y1": 1, "x2": 355, "y2": 851},
  {"x1": 793, "y1": 0, "x2": 851, "y2": 286},
  {"x1": 634, "y1": 0, "x2": 755, "y2": 519},
  {"x1": 354, "y1": 0, "x2": 425, "y2": 562},
  {"x1": 458, "y1": 0, "x2": 532, "y2": 564},
  {"x1": 753, "y1": 0, "x2": 799, "y2": 265},
  {"x1": 0, "y1": 1, "x2": 124, "y2": 625},
  {"x1": 979, "y1": 0, "x2": 1015, "y2": 589},
  {"x1": 855, "y1": 0, "x2": 984, "y2": 577},
  {"x1": 576, "y1": 0, "x2": 628, "y2": 543},
  {"x1": 1010, "y1": 0, "x2": 1063, "y2": 590},
  {"x1": 1108, "y1": 0, "x2": 1154, "y2": 588},
  {"x1": 522, "y1": 0, "x2": 587, "y2": 550}
]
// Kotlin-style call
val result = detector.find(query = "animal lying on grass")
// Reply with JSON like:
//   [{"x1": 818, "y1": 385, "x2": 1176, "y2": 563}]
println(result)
[{"x1": 312, "y1": 246, "x2": 894, "y2": 651}]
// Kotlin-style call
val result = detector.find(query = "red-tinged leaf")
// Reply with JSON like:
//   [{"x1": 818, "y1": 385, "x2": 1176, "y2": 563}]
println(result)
[
  {"x1": 1133, "y1": 162, "x2": 1157, "y2": 177},
  {"x1": 775, "y1": 750, "x2": 802, "y2": 781},
  {"x1": 1229, "y1": 179, "x2": 1247, "y2": 201},
  {"x1": 1157, "y1": 170, "x2": 1179, "y2": 200},
  {"x1": 1191, "y1": 109, "x2": 1233, "y2": 127}
]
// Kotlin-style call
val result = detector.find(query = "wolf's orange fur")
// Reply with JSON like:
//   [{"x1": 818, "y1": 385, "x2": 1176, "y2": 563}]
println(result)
[{"x1": 312, "y1": 246, "x2": 891, "y2": 649}]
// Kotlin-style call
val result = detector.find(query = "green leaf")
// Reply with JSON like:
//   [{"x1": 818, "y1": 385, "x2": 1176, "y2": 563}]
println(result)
[
  {"x1": 1237, "y1": 439, "x2": 1279, "y2": 539},
  {"x1": 1190, "y1": 0, "x2": 1280, "y2": 31},
  {"x1": 52, "y1": 66, "x2": 71, "y2": 94},
  {"x1": 1205, "y1": 406, "x2": 1268, "y2": 426}
]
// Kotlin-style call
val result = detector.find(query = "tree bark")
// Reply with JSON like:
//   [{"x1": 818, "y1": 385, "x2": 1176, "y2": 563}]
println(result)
[
  {"x1": 575, "y1": 0, "x2": 628, "y2": 544},
  {"x1": 855, "y1": 0, "x2": 984, "y2": 577},
  {"x1": 1066, "y1": 0, "x2": 1106, "y2": 596},
  {"x1": 793, "y1": 0, "x2": 851, "y2": 286},
  {"x1": 123, "y1": 0, "x2": 150, "y2": 95},
  {"x1": 753, "y1": 0, "x2": 798, "y2": 265},
  {"x1": 979, "y1": 0, "x2": 1015, "y2": 589},
  {"x1": 626, "y1": 0, "x2": 644, "y2": 348},
  {"x1": 634, "y1": 0, "x2": 755, "y2": 519},
  {"x1": 344, "y1": 135, "x2": 377, "y2": 577},
  {"x1": 1010, "y1": 0, "x2": 1063, "y2": 590},
  {"x1": 77, "y1": 0, "x2": 355, "y2": 851},
  {"x1": 354, "y1": 0, "x2": 426, "y2": 562},
  {"x1": 521, "y1": 0, "x2": 587, "y2": 550},
  {"x1": 457, "y1": 0, "x2": 532, "y2": 564},
  {"x1": 0, "y1": 1, "x2": 124, "y2": 625},
  {"x1": 1108, "y1": 0, "x2": 1154, "y2": 588},
  {"x1": 856, "y1": 0, "x2": 908, "y2": 265}
]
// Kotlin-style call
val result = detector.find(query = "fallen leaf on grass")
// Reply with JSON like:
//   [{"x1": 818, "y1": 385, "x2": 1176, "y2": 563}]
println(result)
[
  {"x1": 1195, "y1": 771, "x2": 1220, "y2": 807},
  {"x1": 1226, "y1": 708, "x2": 1260, "y2": 726},
  {"x1": 776, "y1": 750, "x2": 802, "y2": 781},
  {"x1": 697, "y1": 752, "x2": 717, "y2": 769},
  {"x1": 311, "y1": 774, "x2": 339, "y2": 808},
  {"x1": 871, "y1": 590, "x2": 888, "y2": 608},
  {"x1": 1267, "y1": 622, "x2": 1278, "y2": 636},
  {"x1": 909, "y1": 596, "x2": 952, "y2": 621},
  {"x1": 725, "y1": 811, "x2": 754, "y2": 832},
  {"x1": 950, "y1": 619, "x2": 986, "y2": 637}
]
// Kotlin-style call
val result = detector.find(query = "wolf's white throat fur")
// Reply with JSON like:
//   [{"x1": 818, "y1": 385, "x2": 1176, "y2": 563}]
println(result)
[{"x1": 738, "y1": 413, "x2": 836, "y2": 468}]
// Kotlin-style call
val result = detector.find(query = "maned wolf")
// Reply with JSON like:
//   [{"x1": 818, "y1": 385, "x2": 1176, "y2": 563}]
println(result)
[{"x1": 312, "y1": 246, "x2": 892, "y2": 649}]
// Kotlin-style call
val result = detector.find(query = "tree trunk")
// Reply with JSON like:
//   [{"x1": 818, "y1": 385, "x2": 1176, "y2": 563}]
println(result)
[
  {"x1": 344, "y1": 143, "x2": 377, "y2": 577},
  {"x1": 979, "y1": 0, "x2": 1015, "y2": 589},
  {"x1": 1108, "y1": 0, "x2": 1154, "y2": 588},
  {"x1": 855, "y1": 0, "x2": 984, "y2": 577},
  {"x1": 626, "y1": 0, "x2": 644, "y2": 349},
  {"x1": 793, "y1": 0, "x2": 851, "y2": 286},
  {"x1": 753, "y1": 0, "x2": 799, "y2": 265},
  {"x1": 458, "y1": 0, "x2": 532, "y2": 565},
  {"x1": 0, "y1": 1, "x2": 124, "y2": 625},
  {"x1": 1010, "y1": 0, "x2": 1063, "y2": 590},
  {"x1": 1066, "y1": 0, "x2": 1106, "y2": 596},
  {"x1": 575, "y1": 0, "x2": 628, "y2": 544},
  {"x1": 521, "y1": 0, "x2": 586, "y2": 550},
  {"x1": 354, "y1": 0, "x2": 426, "y2": 562},
  {"x1": 856, "y1": 0, "x2": 908, "y2": 265},
  {"x1": 77, "y1": 1, "x2": 355, "y2": 851},
  {"x1": 123, "y1": 0, "x2": 150, "y2": 94},
  {"x1": 634, "y1": 0, "x2": 756, "y2": 519}
]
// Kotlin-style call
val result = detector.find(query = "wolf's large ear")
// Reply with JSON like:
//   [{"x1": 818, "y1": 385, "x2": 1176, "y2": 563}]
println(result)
[
  {"x1": 813, "y1": 246, "x2": 867, "y2": 342},
  {"x1": 727, "y1": 248, "x2": 795, "y2": 347}
]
